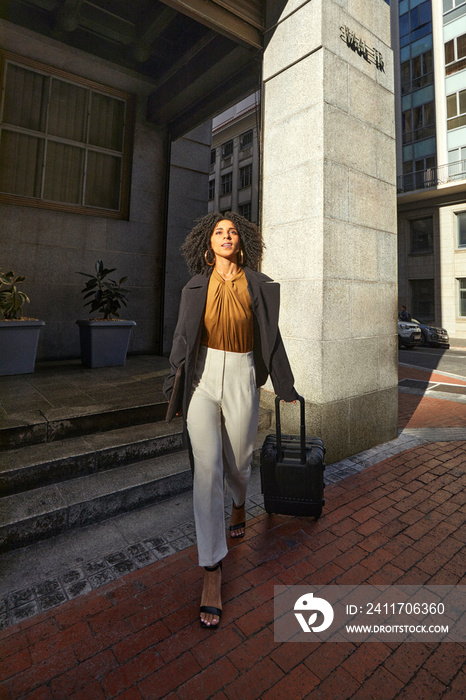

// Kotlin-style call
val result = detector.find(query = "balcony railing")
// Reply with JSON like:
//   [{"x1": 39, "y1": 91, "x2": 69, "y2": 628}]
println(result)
[{"x1": 397, "y1": 159, "x2": 466, "y2": 193}]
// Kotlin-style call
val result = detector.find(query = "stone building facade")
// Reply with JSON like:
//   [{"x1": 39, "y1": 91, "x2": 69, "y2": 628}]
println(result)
[{"x1": 1, "y1": 1, "x2": 397, "y2": 463}]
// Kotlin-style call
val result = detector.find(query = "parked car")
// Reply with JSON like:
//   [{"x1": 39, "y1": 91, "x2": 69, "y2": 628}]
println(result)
[
  {"x1": 411, "y1": 319, "x2": 450, "y2": 348},
  {"x1": 398, "y1": 320, "x2": 421, "y2": 349}
]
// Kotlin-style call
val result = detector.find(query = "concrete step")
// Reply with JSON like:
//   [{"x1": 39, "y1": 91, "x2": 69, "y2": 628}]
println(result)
[
  {"x1": 0, "y1": 400, "x2": 169, "y2": 450},
  {"x1": 0, "y1": 428, "x2": 272, "y2": 554},
  {"x1": 1, "y1": 399, "x2": 273, "y2": 452},
  {"x1": 0, "y1": 450, "x2": 192, "y2": 553},
  {"x1": 0, "y1": 418, "x2": 184, "y2": 497}
]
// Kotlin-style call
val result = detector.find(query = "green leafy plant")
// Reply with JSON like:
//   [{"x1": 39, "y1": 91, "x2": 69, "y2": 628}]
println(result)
[
  {"x1": 0, "y1": 269, "x2": 31, "y2": 319},
  {"x1": 77, "y1": 260, "x2": 131, "y2": 320}
]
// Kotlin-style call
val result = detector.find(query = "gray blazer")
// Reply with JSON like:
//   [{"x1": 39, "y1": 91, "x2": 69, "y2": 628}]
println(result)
[{"x1": 163, "y1": 267, "x2": 298, "y2": 468}]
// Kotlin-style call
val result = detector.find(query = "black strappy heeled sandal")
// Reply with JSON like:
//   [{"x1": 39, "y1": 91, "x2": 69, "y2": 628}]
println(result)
[
  {"x1": 229, "y1": 501, "x2": 246, "y2": 538},
  {"x1": 200, "y1": 561, "x2": 222, "y2": 629}
]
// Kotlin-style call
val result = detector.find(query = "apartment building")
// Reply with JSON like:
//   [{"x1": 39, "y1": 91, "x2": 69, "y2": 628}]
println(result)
[
  {"x1": 392, "y1": 0, "x2": 466, "y2": 340},
  {"x1": 208, "y1": 93, "x2": 260, "y2": 223}
]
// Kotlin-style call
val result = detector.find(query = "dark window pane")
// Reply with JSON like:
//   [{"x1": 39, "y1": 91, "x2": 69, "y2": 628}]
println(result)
[
  {"x1": 424, "y1": 101, "x2": 435, "y2": 125},
  {"x1": 402, "y1": 110, "x2": 412, "y2": 130},
  {"x1": 89, "y1": 93, "x2": 125, "y2": 151},
  {"x1": 445, "y1": 40, "x2": 455, "y2": 64},
  {"x1": 400, "y1": 13, "x2": 409, "y2": 36},
  {"x1": 240, "y1": 164, "x2": 252, "y2": 188},
  {"x1": 240, "y1": 130, "x2": 253, "y2": 149},
  {"x1": 411, "y1": 278, "x2": 434, "y2": 320},
  {"x1": 410, "y1": 217, "x2": 433, "y2": 253},
  {"x1": 85, "y1": 151, "x2": 121, "y2": 209},
  {"x1": 412, "y1": 55, "x2": 422, "y2": 78},
  {"x1": 3, "y1": 64, "x2": 48, "y2": 132},
  {"x1": 459, "y1": 89, "x2": 466, "y2": 113},
  {"x1": 222, "y1": 140, "x2": 233, "y2": 158},
  {"x1": 221, "y1": 172, "x2": 232, "y2": 194},
  {"x1": 239, "y1": 202, "x2": 251, "y2": 220},
  {"x1": 419, "y1": 1, "x2": 432, "y2": 24},
  {"x1": 411, "y1": 23, "x2": 431, "y2": 43},
  {"x1": 402, "y1": 110, "x2": 412, "y2": 142},
  {"x1": 448, "y1": 114, "x2": 466, "y2": 129},
  {"x1": 48, "y1": 78, "x2": 87, "y2": 142},
  {"x1": 401, "y1": 60, "x2": 410, "y2": 87},
  {"x1": 447, "y1": 94, "x2": 457, "y2": 118},
  {"x1": 400, "y1": 34, "x2": 410, "y2": 48},
  {"x1": 44, "y1": 142, "x2": 84, "y2": 204},
  {"x1": 0, "y1": 130, "x2": 44, "y2": 197},
  {"x1": 457, "y1": 212, "x2": 466, "y2": 247},
  {"x1": 457, "y1": 34, "x2": 466, "y2": 59},
  {"x1": 423, "y1": 50, "x2": 433, "y2": 74},
  {"x1": 410, "y1": 7, "x2": 420, "y2": 29},
  {"x1": 413, "y1": 105, "x2": 423, "y2": 129},
  {"x1": 460, "y1": 279, "x2": 466, "y2": 317}
]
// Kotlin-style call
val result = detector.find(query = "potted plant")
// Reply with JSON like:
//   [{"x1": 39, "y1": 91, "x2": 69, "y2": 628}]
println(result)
[
  {"x1": 0, "y1": 269, "x2": 45, "y2": 376},
  {"x1": 76, "y1": 260, "x2": 136, "y2": 368}
]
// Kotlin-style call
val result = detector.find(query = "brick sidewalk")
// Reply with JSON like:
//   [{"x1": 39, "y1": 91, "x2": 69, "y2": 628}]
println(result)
[
  {"x1": 398, "y1": 365, "x2": 466, "y2": 430},
  {"x1": 1, "y1": 432, "x2": 464, "y2": 699}
]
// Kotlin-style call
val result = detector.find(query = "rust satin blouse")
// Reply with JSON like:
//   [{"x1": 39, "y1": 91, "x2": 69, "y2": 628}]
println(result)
[{"x1": 201, "y1": 267, "x2": 253, "y2": 352}]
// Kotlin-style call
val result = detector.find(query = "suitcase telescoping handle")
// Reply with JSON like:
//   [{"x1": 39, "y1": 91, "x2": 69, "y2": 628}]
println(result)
[{"x1": 275, "y1": 395, "x2": 306, "y2": 465}]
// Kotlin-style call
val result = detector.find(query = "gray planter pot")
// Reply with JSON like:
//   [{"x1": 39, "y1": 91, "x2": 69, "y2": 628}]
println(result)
[
  {"x1": 0, "y1": 320, "x2": 45, "y2": 376},
  {"x1": 76, "y1": 319, "x2": 136, "y2": 368}
]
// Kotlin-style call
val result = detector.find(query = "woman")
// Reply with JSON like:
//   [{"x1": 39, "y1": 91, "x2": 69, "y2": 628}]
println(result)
[{"x1": 164, "y1": 211, "x2": 298, "y2": 629}]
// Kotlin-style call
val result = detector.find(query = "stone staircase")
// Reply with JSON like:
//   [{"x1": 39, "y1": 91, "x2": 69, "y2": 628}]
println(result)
[
  {"x1": 0, "y1": 374, "x2": 272, "y2": 554},
  {"x1": 0, "y1": 396, "x2": 193, "y2": 553}
]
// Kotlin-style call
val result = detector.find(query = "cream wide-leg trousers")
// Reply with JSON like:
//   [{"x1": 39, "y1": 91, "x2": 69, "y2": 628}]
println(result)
[{"x1": 187, "y1": 345, "x2": 260, "y2": 567}]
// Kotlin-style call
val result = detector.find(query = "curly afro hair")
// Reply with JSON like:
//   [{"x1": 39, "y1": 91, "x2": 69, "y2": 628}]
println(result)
[{"x1": 181, "y1": 211, "x2": 263, "y2": 276}]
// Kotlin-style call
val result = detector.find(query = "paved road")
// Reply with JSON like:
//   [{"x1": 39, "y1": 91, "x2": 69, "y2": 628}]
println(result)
[{"x1": 399, "y1": 347, "x2": 466, "y2": 379}]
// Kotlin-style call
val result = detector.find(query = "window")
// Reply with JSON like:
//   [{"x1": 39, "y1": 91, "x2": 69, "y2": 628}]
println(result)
[
  {"x1": 402, "y1": 156, "x2": 436, "y2": 191},
  {"x1": 239, "y1": 164, "x2": 252, "y2": 189},
  {"x1": 210, "y1": 148, "x2": 216, "y2": 165},
  {"x1": 399, "y1": 2, "x2": 432, "y2": 48},
  {"x1": 0, "y1": 52, "x2": 133, "y2": 217},
  {"x1": 459, "y1": 278, "x2": 466, "y2": 316},
  {"x1": 447, "y1": 89, "x2": 466, "y2": 130},
  {"x1": 410, "y1": 217, "x2": 433, "y2": 253},
  {"x1": 402, "y1": 101, "x2": 435, "y2": 144},
  {"x1": 240, "y1": 129, "x2": 253, "y2": 150},
  {"x1": 444, "y1": 0, "x2": 466, "y2": 20},
  {"x1": 448, "y1": 146, "x2": 466, "y2": 178},
  {"x1": 411, "y1": 279, "x2": 434, "y2": 320},
  {"x1": 457, "y1": 212, "x2": 466, "y2": 248},
  {"x1": 221, "y1": 172, "x2": 232, "y2": 195},
  {"x1": 400, "y1": 50, "x2": 433, "y2": 94},
  {"x1": 444, "y1": 0, "x2": 466, "y2": 10},
  {"x1": 221, "y1": 140, "x2": 233, "y2": 158},
  {"x1": 208, "y1": 179, "x2": 215, "y2": 200},
  {"x1": 239, "y1": 202, "x2": 251, "y2": 220},
  {"x1": 445, "y1": 33, "x2": 466, "y2": 75}
]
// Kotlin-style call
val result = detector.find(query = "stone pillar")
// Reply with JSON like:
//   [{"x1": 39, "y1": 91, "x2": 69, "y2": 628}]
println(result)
[{"x1": 261, "y1": 0, "x2": 398, "y2": 463}]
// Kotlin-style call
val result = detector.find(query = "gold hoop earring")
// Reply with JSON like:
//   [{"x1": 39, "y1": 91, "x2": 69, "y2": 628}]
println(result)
[
  {"x1": 238, "y1": 249, "x2": 244, "y2": 266},
  {"x1": 204, "y1": 249, "x2": 215, "y2": 266}
]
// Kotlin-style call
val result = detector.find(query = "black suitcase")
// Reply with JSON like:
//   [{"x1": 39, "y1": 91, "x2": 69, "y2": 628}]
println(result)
[{"x1": 260, "y1": 396, "x2": 325, "y2": 518}]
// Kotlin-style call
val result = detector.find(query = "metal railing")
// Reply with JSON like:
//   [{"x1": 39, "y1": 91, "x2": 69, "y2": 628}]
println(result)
[{"x1": 397, "y1": 159, "x2": 466, "y2": 193}]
